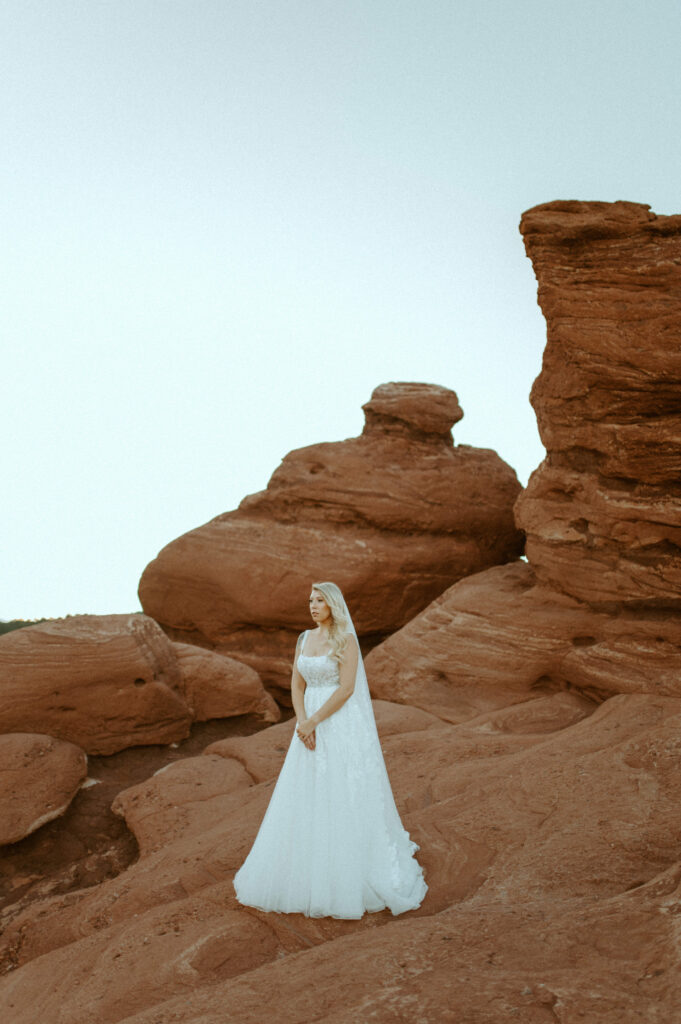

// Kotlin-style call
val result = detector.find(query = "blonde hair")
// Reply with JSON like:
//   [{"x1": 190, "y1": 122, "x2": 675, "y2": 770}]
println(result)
[{"x1": 311, "y1": 581, "x2": 351, "y2": 663}]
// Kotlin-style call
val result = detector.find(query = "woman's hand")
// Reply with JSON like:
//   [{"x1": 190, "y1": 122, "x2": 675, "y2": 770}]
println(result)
[{"x1": 296, "y1": 717, "x2": 316, "y2": 749}]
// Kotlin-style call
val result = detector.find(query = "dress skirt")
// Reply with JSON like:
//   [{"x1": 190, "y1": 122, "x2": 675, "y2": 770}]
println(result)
[{"x1": 233, "y1": 672, "x2": 428, "y2": 920}]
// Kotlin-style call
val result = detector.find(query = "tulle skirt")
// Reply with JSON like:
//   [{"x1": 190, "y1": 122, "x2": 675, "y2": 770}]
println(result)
[{"x1": 233, "y1": 683, "x2": 428, "y2": 919}]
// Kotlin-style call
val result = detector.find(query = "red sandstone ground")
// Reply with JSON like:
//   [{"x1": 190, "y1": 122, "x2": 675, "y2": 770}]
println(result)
[{"x1": 0, "y1": 713, "x2": 287, "y2": 935}]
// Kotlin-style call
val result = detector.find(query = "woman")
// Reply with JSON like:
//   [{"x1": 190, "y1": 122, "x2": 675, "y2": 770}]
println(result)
[{"x1": 233, "y1": 581, "x2": 428, "y2": 919}]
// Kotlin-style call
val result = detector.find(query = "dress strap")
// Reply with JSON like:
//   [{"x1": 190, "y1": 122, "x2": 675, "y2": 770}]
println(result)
[{"x1": 298, "y1": 629, "x2": 307, "y2": 655}]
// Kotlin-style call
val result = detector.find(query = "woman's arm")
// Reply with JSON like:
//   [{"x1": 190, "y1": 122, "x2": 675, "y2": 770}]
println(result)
[
  {"x1": 290, "y1": 632, "x2": 307, "y2": 721},
  {"x1": 297, "y1": 634, "x2": 359, "y2": 739},
  {"x1": 291, "y1": 633, "x2": 315, "y2": 749}
]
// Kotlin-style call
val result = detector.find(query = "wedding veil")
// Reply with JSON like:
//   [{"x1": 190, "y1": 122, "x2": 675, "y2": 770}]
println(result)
[
  {"x1": 302, "y1": 582, "x2": 426, "y2": 907},
  {"x1": 336, "y1": 593, "x2": 376, "y2": 721},
  {"x1": 323, "y1": 586, "x2": 386, "y2": 755},
  {"x1": 330, "y1": 586, "x2": 422, "y2": 869}
]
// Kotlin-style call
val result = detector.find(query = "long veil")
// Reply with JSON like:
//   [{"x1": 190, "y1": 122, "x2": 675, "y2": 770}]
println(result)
[
  {"x1": 333, "y1": 590, "x2": 423, "y2": 866},
  {"x1": 337, "y1": 593, "x2": 381, "y2": 736}
]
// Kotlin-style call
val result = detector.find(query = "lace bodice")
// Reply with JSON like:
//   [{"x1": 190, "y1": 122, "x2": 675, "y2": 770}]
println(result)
[{"x1": 297, "y1": 653, "x2": 341, "y2": 689}]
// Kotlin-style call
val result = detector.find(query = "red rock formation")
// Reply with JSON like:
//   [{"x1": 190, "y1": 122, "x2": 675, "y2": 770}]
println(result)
[
  {"x1": 0, "y1": 734, "x2": 87, "y2": 846},
  {"x1": 366, "y1": 202, "x2": 681, "y2": 724},
  {"x1": 139, "y1": 382, "x2": 523, "y2": 693},
  {"x1": 0, "y1": 692, "x2": 679, "y2": 1020},
  {"x1": 172, "y1": 642, "x2": 279, "y2": 724},
  {"x1": 0, "y1": 614, "x2": 190, "y2": 755},
  {"x1": 366, "y1": 560, "x2": 681, "y2": 720},
  {"x1": 111, "y1": 754, "x2": 253, "y2": 856},
  {"x1": 0, "y1": 614, "x2": 278, "y2": 755},
  {"x1": 516, "y1": 200, "x2": 681, "y2": 607}
]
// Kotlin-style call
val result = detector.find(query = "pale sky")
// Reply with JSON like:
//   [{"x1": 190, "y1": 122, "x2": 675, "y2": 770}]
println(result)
[{"x1": 3, "y1": 0, "x2": 680, "y2": 619}]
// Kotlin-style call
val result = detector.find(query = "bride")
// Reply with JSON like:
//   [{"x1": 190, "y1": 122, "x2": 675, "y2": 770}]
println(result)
[{"x1": 233, "y1": 581, "x2": 428, "y2": 919}]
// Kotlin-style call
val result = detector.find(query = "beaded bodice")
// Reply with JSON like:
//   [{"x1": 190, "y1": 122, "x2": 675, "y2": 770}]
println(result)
[{"x1": 297, "y1": 653, "x2": 341, "y2": 689}]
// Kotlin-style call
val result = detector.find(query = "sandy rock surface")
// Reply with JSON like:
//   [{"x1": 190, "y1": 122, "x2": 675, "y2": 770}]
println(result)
[
  {"x1": 0, "y1": 714, "x2": 278, "y2": 937},
  {"x1": 0, "y1": 614, "x2": 191, "y2": 755},
  {"x1": 366, "y1": 560, "x2": 681, "y2": 720},
  {"x1": 0, "y1": 690, "x2": 678, "y2": 1021},
  {"x1": 0, "y1": 615, "x2": 278, "y2": 756},
  {"x1": 139, "y1": 381, "x2": 523, "y2": 691},
  {"x1": 0, "y1": 734, "x2": 87, "y2": 846},
  {"x1": 111, "y1": 753, "x2": 254, "y2": 856},
  {"x1": 172, "y1": 642, "x2": 280, "y2": 724}
]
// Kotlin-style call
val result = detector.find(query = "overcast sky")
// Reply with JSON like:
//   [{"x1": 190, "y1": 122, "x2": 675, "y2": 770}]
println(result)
[{"x1": 3, "y1": 0, "x2": 680, "y2": 619}]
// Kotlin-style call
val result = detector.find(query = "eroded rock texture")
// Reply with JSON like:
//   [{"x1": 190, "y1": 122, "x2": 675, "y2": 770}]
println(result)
[
  {"x1": 367, "y1": 202, "x2": 681, "y2": 741},
  {"x1": 172, "y1": 642, "x2": 279, "y2": 724},
  {"x1": 366, "y1": 560, "x2": 681, "y2": 722},
  {"x1": 0, "y1": 734, "x2": 87, "y2": 846},
  {"x1": 0, "y1": 693, "x2": 678, "y2": 1021},
  {"x1": 516, "y1": 200, "x2": 681, "y2": 608},
  {"x1": 0, "y1": 614, "x2": 278, "y2": 755},
  {"x1": 139, "y1": 382, "x2": 523, "y2": 693}
]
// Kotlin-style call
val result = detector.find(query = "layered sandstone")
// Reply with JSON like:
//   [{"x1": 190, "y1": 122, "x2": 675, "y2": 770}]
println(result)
[
  {"x1": 367, "y1": 201, "x2": 681, "y2": 722},
  {"x1": 0, "y1": 692, "x2": 678, "y2": 1020},
  {"x1": 365, "y1": 560, "x2": 681, "y2": 719},
  {"x1": 0, "y1": 734, "x2": 87, "y2": 846},
  {"x1": 0, "y1": 614, "x2": 278, "y2": 755},
  {"x1": 516, "y1": 200, "x2": 681, "y2": 608},
  {"x1": 139, "y1": 382, "x2": 523, "y2": 692},
  {"x1": 172, "y1": 642, "x2": 279, "y2": 724},
  {"x1": 0, "y1": 614, "x2": 190, "y2": 755}
]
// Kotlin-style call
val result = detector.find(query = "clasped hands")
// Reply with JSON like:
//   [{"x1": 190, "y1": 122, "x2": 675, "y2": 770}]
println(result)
[{"x1": 296, "y1": 716, "x2": 317, "y2": 750}]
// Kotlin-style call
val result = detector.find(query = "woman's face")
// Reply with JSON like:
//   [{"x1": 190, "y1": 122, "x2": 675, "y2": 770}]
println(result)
[{"x1": 309, "y1": 589, "x2": 332, "y2": 626}]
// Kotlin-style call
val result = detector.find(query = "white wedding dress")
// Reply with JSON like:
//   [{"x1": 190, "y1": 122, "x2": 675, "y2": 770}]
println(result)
[{"x1": 233, "y1": 629, "x2": 428, "y2": 919}]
